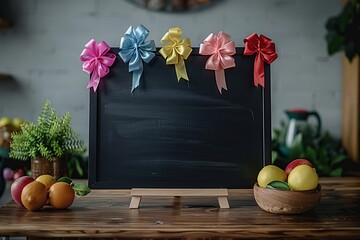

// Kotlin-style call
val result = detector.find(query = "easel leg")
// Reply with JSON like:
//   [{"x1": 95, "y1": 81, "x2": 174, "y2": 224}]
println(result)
[
  {"x1": 218, "y1": 196, "x2": 230, "y2": 208},
  {"x1": 129, "y1": 196, "x2": 141, "y2": 209}
]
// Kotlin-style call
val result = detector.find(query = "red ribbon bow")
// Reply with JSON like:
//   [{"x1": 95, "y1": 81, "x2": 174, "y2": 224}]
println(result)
[{"x1": 243, "y1": 33, "x2": 278, "y2": 87}]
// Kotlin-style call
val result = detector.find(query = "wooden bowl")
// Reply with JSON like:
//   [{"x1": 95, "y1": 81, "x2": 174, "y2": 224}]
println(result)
[{"x1": 253, "y1": 183, "x2": 321, "y2": 214}]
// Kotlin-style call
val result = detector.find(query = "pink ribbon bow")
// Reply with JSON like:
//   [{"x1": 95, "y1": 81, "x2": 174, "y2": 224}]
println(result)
[
  {"x1": 199, "y1": 32, "x2": 236, "y2": 93},
  {"x1": 80, "y1": 39, "x2": 116, "y2": 92},
  {"x1": 243, "y1": 33, "x2": 278, "y2": 88}
]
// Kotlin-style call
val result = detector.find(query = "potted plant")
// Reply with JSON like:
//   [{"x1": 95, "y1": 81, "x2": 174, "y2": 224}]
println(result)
[
  {"x1": 9, "y1": 100, "x2": 85, "y2": 179},
  {"x1": 325, "y1": 0, "x2": 360, "y2": 62}
]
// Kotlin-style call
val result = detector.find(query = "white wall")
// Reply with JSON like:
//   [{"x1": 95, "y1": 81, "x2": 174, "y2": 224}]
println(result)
[{"x1": 0, "y1": 0, "x2": 342, "y2": 149}]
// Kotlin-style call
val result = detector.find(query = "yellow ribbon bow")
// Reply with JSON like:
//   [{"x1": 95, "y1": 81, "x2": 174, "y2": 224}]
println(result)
[{"x1": 160, "y1": 27, "x2": 192, "y2": 81}]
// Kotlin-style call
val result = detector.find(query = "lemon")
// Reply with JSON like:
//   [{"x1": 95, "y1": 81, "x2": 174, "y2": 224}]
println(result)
[
  {"x1": 0, "y1": 117, "x2": 11, "y2": 128},
  {"x1": 36, "y1": 174, "x2": 56, "y2": 191},
  {"x1": 288, "y1": 165, "x2": 318, "y2": 191},
  {"x1": 257, "y1": 165, "x2": 287, "y2": 188}
]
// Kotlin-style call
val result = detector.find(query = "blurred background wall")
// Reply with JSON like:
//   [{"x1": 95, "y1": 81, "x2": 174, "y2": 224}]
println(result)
[{"x1": 0, "y1": 0, "x2": 342, "y2": 149}]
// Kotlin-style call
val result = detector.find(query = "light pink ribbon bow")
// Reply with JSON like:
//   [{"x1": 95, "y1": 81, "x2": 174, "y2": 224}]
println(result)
[
  {"x1": 199, "y1": 32, "x2": 236, "y2": 93},
  {"x1": 80, "y1": 39, "x2": 116, "y2": 92}
]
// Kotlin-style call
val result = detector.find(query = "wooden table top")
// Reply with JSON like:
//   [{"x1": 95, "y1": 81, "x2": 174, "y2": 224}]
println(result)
[{"x1": 1, "y1": 177, "x2": 360, "y2": 239}]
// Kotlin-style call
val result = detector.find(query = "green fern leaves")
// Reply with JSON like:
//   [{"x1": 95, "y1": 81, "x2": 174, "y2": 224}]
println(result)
[{"x1": 9, "y1": 100, "x2": 85, "y2": 161}]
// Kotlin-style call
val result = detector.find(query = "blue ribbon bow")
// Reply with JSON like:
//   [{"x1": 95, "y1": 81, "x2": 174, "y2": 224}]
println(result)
[{"x1": 119, "y1": 25, "x2": 156, "y2": 92}]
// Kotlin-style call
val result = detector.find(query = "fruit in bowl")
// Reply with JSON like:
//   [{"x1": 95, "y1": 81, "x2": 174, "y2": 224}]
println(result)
[{"x1": 253, "y1": 159, "x2": 321, "y2": 214}]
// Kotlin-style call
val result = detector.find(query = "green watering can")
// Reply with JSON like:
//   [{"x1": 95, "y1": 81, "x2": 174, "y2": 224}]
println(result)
[{"x1": 284, "y1": 108, "x2": 322, "y2": 148}]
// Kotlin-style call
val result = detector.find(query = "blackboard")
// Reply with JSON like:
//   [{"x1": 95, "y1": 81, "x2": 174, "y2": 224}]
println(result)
[{"x1": 89, "y1": 48, "x2": 271, "y2": 189}]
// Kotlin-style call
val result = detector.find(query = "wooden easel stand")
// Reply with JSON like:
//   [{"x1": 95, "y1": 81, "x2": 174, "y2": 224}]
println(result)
[{"x1": 129, "y1": 188, "x2": 230, "y2": 209}]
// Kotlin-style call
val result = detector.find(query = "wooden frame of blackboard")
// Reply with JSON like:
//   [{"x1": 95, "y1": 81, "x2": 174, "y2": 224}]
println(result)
[{"x1": 89, "y1": 47, "x2": 271, "y2": 189}]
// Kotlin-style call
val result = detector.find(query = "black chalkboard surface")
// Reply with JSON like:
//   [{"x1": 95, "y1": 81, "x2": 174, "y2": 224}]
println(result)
[{"x1": 89, "y1": 48, "x2": 271, "y2": 189}]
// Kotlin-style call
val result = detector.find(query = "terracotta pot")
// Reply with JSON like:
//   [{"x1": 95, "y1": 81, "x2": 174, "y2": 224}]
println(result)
[{"x1": 31, "y1": 157, "x2": 67, "y2": 180}]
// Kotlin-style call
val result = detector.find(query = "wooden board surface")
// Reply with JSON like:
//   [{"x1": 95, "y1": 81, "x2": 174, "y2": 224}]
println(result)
[
  {"x1": 1, "y1": 177, "x2": 360, "y2": 239},
  {"x1": 342, "y1": 55, "x2": 360, "y2": 162}
]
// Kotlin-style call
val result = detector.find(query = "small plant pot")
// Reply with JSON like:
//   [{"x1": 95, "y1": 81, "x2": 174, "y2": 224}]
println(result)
[{"x1": 31, "y1": 157, "x2": 67, "y2": 180}]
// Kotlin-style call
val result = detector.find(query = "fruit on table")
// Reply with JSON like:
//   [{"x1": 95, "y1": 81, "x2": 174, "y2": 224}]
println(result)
[
  {"x1": 21, "y1": 181, "x2": 48, "y2": 211},
  {"x1": 285, "y1": 159, "x2": 313, "y2": 175},
  {"x1": 3, "y1": 167, "x2": 14, "y2": 181},
  {"x1": 13, "y1": 168, "x2": 25, "y2": 180},
  {"x1": 36, "y1": 174, "x2": 56, "y2": 191},
  {"x1": 49, "y1": 182, "x2": 75, "y2": 209},
  {"x1": 0, "y1": 116, "x2": 24, "y2": 148},
  {"x1": 10, "y1": 176, "x2": 35, "y2": 206},
  {"x1": 0, "y1": 116, "x2": 24, "y2": 129},
  {"x1": 0, "y1": 117, "x2": 11, "y2": 128},
  {"x1": 257, "y1": 165, "x2": 287, "y2": 188},
  {"x1": 288, "y1": 165, "x2": 319, "y2": 191},
  {"x1": 3, "y1": 168, "x2": 27, "y2": 181},
  {"x1": 11, "y1": 174, "x2": 90, "y2": 211}
]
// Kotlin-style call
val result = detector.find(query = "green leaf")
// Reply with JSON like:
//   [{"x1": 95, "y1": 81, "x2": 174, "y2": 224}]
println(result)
[
  {"x1": 325, "y1": 17, "x2": 339, "y2": 31},
  {"x1": 272, "y1": 151, "x2": 278, "y2": 164},
  {"x1": 331, "y1": 154, "x2": 347, "y2": 166},
  {"x1": 72, "y1": 183, "x2": 91, "y2": 196},
  {"x1": 318, "y1": 147, "x2": 328, "y2": 164},
  {"x1": 57, "y1": 176, "x2": 73, "y2": 185},
  {"x1": 289, "y1": 133, "x2": 304, "y2": 159},
  {"x1": 75, "y1": 158, "x2": 84, "y2": 177},
  {"x1": 327, "y1": 35, "x2": 345, "y2": 55},
  {"x1": 266, "y1": 180, "x2": 291, "y2": 191},
  {"x1": 68, "y1": 167, "x2": 74, "y2": 178},
  {"x1": 330, "y1": 168, "x2": 343, "y2": 177},
  {"x1": 345, "y1": 41, "x2": 356, "y2": 62},
  {"x1": 305, "y1": 146, "x2": 317, "y2": 162}
]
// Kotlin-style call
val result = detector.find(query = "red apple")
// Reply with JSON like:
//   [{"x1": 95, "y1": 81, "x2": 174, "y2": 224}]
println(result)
[
  {"x1": 285, "y1": 159, "x2": 313, "y2": 175},
  {"x1": 10, "y1": 176, "x2": 34, "y2": 206}
]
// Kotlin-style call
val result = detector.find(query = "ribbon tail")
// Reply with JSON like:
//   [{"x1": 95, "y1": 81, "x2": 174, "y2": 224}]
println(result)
[
  {"x1": 175, "y1": 57, "x2": 189, "y2": 81},
  {"x1": 87, "y1": 71, "x2": 100, "y2": 92},
  {"x1": 132, "y1": 68, "x2": 143, "y2": 92},
  {"x1": 215, "y1": 69, "x2": 227, "y2": 94},
  {"x1": 254, "y1": 54, "x2": 265, "y2": 87}
]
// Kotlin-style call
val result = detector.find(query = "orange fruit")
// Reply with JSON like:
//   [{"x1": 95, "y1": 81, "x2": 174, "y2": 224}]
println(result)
[
  {"x1": 49, "y1": 182, "x2": 75, "y2": 209},
  {"x1": 36, "y1": 174, "x2": 56, "y2": 191},
  {"x1": 21, "y1": 181, "x2": 48, "y2": 211}
]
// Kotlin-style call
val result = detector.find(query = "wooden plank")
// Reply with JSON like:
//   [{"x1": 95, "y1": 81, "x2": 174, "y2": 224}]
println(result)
[
  {"x1": 342, "y1": 55, "x2": 360, "y2": 162},
  {"x1": 0, "y1": 178, "x2": 359, "y2": 239},
  {"x1": 129, "y1": 196, "x2": 141, "y2": 209},
  {"x1": 130, "y1": 188, "x2": 229, "y2": 196},
  {"x1": 130, "y1": 188, "x2": 229, "y2": 209},
  {"x1": 218, "y1": 196, "x2": 230, "y2": 209}
]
